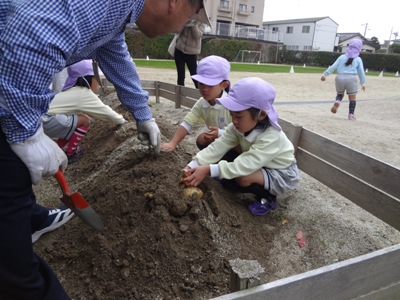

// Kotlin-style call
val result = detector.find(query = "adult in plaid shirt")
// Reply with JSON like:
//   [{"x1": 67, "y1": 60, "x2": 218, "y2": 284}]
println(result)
[{"x1": 0, "y1": 0, "x2": 209, "y2": 298}]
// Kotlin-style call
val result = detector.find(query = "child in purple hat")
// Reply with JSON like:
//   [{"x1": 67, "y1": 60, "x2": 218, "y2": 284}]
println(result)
[
  {"x1": 321, "y1": 39, "x2": 366, "y2": 120},
  {"x1": 50, "y1": 60, "x2": 126, "y2": 125},
  {"x1": 47, "y1": 60, "x2": 126, "y2": 162},
  {"x1": 161, "y1": 55, "x2": 233, "y2": 152},
  {"x1": 181, "y1": 77, "x2": 300, "y2": 216}
]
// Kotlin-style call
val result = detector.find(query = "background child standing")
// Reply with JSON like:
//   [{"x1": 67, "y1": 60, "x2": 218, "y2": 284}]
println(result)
[
  {"x1": 181, "y1": 77, "x2": 300, "y2": 216},
  {"x1": 161, "y1": 55, "x2": 232, "y2": 152},
  {"x1": 321, "y1": 40, "x2": 366, "y2": 120}
]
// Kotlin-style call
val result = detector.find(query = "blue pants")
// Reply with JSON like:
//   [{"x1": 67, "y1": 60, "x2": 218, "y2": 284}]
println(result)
[{"x1": 0, "y1": 130, "x2": 70, "y2": 299}]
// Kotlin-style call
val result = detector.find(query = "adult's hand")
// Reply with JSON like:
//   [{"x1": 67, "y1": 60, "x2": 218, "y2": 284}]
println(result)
[
  {"x1": 137, "y1": 118, "x2": 161, "y2": 154},
  {"x1": 10, "y1": 125, "x2": 68, "y2": 185}
]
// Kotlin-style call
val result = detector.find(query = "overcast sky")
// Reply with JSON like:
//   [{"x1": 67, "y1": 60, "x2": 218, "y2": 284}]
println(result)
[{"x1": 263, "y1": 0, "x2": 399, "y2": 43}]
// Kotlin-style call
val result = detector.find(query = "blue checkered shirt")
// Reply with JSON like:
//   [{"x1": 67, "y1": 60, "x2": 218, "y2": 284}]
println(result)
[{"x1": 0, "y1": 0, "x2": 151, "y2": 143}]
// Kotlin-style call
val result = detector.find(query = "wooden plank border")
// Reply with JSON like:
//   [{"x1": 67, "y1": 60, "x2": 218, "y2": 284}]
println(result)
[
  {"x1": 102, "y1": 80, "x2": 400, "y2": 299},
  {"x1": 299, "y1": 128, "x2": 400, "y2": 198},
  {"x1": 297, "y1": 148, "x2": 400, "y2": 231},
  {"x1": 211, "y1": 244, "x2": 400, "y2": 300}
]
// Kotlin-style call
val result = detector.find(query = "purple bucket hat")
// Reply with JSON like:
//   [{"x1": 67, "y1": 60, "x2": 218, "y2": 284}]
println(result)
[
  {"x1": 217, "y1": 77, "x2": 281, "y2": 131},
  {"x1": 191, "y1": 55, "x2": 230, "y2": 86},
  {"x1": 346, "y1": 40, "x2": 363, "y2": 58},
  {"x1": 63, "y1": 60, "x2": 103, "y2": 91}
]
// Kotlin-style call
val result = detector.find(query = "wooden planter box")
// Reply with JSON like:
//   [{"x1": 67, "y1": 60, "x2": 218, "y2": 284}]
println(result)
[{"x1": 104, "y1": 80, "x2": 400, "y2": 299}]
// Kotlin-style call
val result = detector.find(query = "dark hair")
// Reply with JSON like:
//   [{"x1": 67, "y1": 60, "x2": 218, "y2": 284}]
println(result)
[
  {"x1": 345, "y1": 58, "x2": 354, "y2": 66},
  {"x1": 223, "y1": 80, "x2": 230, "y2": 93},
  {"x1": 75, "y1": 76, "x2": 93, "y2": 89},
  {"x1": 243, "y1": 108, "x2": 270, "y2": 136},
  {"x1": 189, "y1": 0, "x2": 202, "y2": 7},
  {"x1": 214, "y1": 80, "x2": 230, "y2": 97}
]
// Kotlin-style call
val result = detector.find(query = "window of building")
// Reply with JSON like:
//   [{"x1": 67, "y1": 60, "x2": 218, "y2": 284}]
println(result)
[
  {"x1": 220, "y1": 0, "x2": 229, "y2": 9},
  {"x1": 217, "y1": 22, "x2": 231, "y2": 36},
  {"x1": 286, "y1": 26, "x2": 293, "y2": 34},
  {"x1": 287, "y1": 45, "x2": 299, "y2": 50},
  {"x1": 272, "y1": 27, "x2": 279, "y2": 33},
  {"x1": 239, "y1": 4, "x2": 247, "y2": 13},
  {"x1": 303, "y1": 45, "x2": 312, "y2": 51},
  {"x1": 302, "y1": 26, "x2": 310, "y2": 33},
  {"x1": 251, "y1": 6, "x2": 255, "y2": 13}
]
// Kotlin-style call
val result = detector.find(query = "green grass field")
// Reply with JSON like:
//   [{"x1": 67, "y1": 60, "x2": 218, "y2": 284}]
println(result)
[{"x1": 133, "y1": 59, "x2": 387, "y2": 77}]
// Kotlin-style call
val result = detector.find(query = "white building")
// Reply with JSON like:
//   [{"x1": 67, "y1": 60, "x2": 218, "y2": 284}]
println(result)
[
  {"x1": 336, "y1": 33, "x2": 376, "y2": 53},
  {"x1": 262, "y1": 17, "x2": 339, "y2": 51}
]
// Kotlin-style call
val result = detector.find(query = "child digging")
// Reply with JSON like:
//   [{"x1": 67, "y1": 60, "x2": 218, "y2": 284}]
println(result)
[{"x1": 181, "y1": 77, "x2": 300, "y2": 215}]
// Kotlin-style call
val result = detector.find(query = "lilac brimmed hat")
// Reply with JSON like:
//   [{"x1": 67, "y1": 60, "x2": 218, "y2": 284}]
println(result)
[
  {"x1": 346, "y1": 40, "x2": 363, "y2": 58},
  {"x1": 217, "y1": 77, "x2": 281, "y2": 131},
  {"x1": 63, "y1": 60, "x2": 103, "y2": 91},
  {"x1": 191, "y1": 55, "x2": 230, "y2": 86}
]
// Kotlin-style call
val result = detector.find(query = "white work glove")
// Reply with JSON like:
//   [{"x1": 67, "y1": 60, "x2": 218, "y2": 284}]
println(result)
[
  {"x1": 10, "y1": 124, "x2": 68, "y2": 185},
  {"x1": 136, "y1": 118, "x2": 160, "y2": 155}
]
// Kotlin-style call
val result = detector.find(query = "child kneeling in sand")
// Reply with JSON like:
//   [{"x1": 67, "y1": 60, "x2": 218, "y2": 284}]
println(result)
[{"x1": 181, "y1": 77, "x2": 300, "y2": 215}]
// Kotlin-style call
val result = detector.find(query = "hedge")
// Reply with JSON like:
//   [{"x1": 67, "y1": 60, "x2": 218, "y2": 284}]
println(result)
[{"x1": 125, "y1": 29, "x2": 400, "y2": 72}]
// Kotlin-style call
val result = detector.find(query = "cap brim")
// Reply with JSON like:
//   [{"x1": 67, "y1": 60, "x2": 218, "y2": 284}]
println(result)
[
  {"x1": 191, "y1": 75, "x2": 222, "y2": 86},
  {"x1": 216, "y1": 95, "x2": 249, "y2": 112},
  {"x1": 190, "y1": 6, "x2": 211, "y2": 27}
]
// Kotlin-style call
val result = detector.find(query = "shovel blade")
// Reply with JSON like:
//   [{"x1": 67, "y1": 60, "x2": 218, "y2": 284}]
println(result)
[
  {"x1": 55, "y1": 169, "x2": 104, "y2": 232},
  {"x1": 70, "y1": 193, "x2": 104, "y2": 232}
]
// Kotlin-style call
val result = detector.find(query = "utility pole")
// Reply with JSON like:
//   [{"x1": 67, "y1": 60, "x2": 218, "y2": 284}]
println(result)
[
  {"x1": 362, "y1": 23, "x2": 368, "y2": 37},
  {"x1": 275, "y1": 30, "x2": 279, "y2": 64},
  {"x1": 386, "y1": 27, "x2": 398, "y2": 54}
]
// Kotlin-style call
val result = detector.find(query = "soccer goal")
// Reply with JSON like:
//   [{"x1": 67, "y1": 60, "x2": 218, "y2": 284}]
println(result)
[{"x1": 234, "y1": 50, "x2": 261, "y2": 63}]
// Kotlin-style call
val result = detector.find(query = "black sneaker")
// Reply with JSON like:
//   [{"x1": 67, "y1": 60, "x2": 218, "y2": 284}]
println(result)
[{"x1": 32, "y1": 205, "x2": 75, "y2": 243}]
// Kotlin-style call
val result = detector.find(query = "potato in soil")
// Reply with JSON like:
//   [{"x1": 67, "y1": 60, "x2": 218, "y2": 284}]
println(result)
[{"x1": 182, "y1": 187, "x2": 204, "y2": 200}]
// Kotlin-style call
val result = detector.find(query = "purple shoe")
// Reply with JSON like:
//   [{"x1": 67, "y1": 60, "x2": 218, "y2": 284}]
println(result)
[{"x1": 248, "y1": 198, "x2": 278, "y2": 216}]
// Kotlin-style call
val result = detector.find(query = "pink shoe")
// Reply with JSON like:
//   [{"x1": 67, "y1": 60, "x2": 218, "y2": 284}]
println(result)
[{"x1": 348, "y1": 113, "x2": 356, "y2": 120}]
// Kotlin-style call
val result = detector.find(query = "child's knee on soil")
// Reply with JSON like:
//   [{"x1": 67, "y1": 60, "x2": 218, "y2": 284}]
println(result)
[{"x1": 77, "y1": 114, "x2": 90, "y2": 127}]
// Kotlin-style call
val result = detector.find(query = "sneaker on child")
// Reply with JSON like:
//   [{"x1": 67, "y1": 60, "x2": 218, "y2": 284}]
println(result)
[
  {"x1": 248, "y1": 196, "x2": 278, "y2": 216},
  {"x1": 32, "y1": 205, "x2": 75, "y2": 243},
  {"x1": 65, "y1": 146, "x2": 86, "y2": 164},
  {"x1": 331, "y1": 101, "x2": 340, "y2": 114},
  {"x1": 348, "y1": 113, "x2": 356, "y2": 120}
]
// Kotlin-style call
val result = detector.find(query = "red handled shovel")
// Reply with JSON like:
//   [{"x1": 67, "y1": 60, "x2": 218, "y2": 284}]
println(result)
[{"x1": 54, "y1": 169, "x2": 104, "y2": 232}]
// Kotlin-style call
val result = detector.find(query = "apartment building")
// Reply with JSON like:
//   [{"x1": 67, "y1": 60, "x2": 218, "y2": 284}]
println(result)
[
  {"x1": 263, "y1": 17, "x2": 339, "y2": 52},
  {"x1": 205, "y1": 0, "x2": 265, "y2": 39}
]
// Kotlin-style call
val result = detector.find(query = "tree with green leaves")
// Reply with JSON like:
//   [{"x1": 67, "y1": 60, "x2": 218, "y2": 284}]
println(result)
[
  {"x1": 369, "y1": 37, "x2": 381, "y2": 50},
  {"x1": 389, "y1": 43, "x2": 400, "y2": 54}
]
